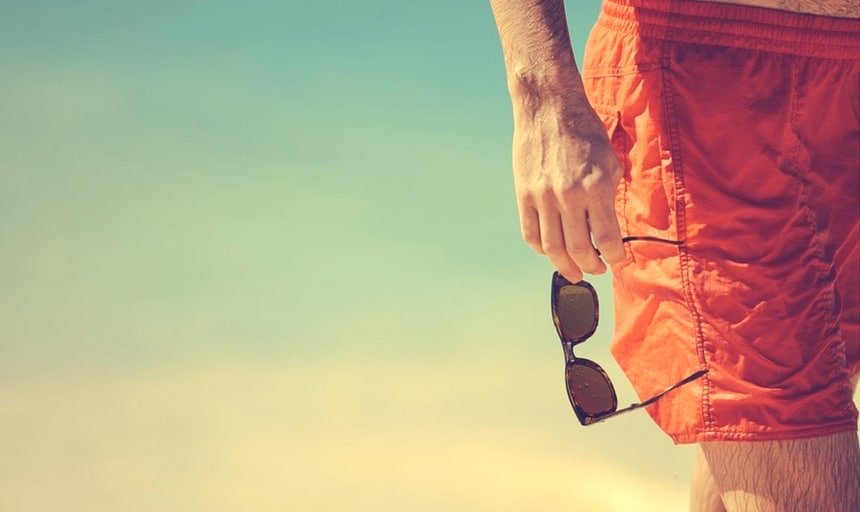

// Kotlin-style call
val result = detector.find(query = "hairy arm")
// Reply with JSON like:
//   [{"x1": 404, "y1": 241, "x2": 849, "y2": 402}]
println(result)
[
  {"x1": 489, "y1": 0, "x2": 586, "y2": 111},
  {"x1": 489, "y1": 0, "x2": 625, "y2": 282}
]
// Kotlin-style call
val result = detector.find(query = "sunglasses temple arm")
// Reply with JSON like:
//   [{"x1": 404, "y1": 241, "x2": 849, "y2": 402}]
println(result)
[
  {"x1": 592, "y1": 369, "x2": 709, "y2": 423},
  {"x1": 594, "y1": 236, "x2": 684, "y2": 256}
]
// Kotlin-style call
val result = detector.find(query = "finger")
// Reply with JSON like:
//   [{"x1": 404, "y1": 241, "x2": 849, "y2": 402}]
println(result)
[
  {"x1": 518, "y1": 202, "x2": 544, "y2": 254},
  {"x1": 561, "y1": 208, "x2": 606, "y2": 275},
  {"x1": 538, "y1": 206, "x2": 582, "y2": 283},
  {"x1": 586, "y1": 196, "x2": 625, "y2": 264}
]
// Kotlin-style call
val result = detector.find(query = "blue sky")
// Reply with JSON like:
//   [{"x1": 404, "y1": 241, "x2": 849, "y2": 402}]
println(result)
[
  {"x1": 0, "y1": 0, "x2": 605, "y2": 370},
  {"x1": 0, "y1": 2, "x2": 697, "y2": 510}
]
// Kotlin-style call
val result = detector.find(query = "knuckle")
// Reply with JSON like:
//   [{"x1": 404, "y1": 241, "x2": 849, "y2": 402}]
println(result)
[
  {"x1": 557, "y1": 183, "x2": 582, "y2": 203},
  {"x1": 536, "y1": 184, "x2": 555, "y2": 202},
  {"x1": 566, "y1": 244, "x2": 593, "y2": 255},
  {"x1": 543, "y1": 241, "x2": 565, "y2": 255},
  {"x1": 556, "y1": 186, "x2": 586, "y2": 213},
  {"x1": 581, "y1": 173, "x2": 612, "y2": 194},
  {"x1": 518, "y1": 193, "x2": 536, "y2": 208},
  {"x1": 593, "y1": 232, "x2": 620, "y2": 247}
]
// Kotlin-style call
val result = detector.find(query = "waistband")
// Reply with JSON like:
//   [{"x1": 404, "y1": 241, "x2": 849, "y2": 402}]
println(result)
[{"x1": 598, "y1": 0, "x2": 860, "y2": 59}]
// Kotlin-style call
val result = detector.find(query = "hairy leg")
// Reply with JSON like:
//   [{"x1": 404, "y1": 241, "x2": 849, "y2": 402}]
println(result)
[
  {"x1": 690, "y1": 447, "x2": 726, "y2": 512},
  {"x1": 700, "y1": 431, "x2": 860, "y2": 512},
  {"x1": 690, "y1": 445, "x2": 727, "y2": 512}
]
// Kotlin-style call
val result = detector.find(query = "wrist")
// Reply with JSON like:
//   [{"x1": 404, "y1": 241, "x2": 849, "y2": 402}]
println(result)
[{"x1": 507, "y1": 61, "x2": 588, "y2": 120}]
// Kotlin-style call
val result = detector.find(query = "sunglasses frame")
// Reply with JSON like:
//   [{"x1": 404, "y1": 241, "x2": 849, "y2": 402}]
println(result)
[
  {"x1": 551, "y1": 273, "x2": 618, "y2": 425},
  {"x1": 551, "y1": 270, "x2": 707, "y2": 426}
]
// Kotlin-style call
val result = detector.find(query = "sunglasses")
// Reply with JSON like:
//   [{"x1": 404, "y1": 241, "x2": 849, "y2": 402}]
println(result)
[{"x1": 551, "y1": 237, "x2": 707, "y2": 425}]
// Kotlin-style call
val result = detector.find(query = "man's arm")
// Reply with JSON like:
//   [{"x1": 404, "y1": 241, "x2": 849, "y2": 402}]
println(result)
[{"x1": 489, "y1": 0, "x2": 625, "y2": 282}]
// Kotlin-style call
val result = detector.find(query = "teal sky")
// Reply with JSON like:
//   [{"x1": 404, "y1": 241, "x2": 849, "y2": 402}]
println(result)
[
  {"x1": 0, "y1": 0, "x2": 604, "y2": 372},
  {"x1": 0, "y1": 2, "x2": 699, "y2": 511}
]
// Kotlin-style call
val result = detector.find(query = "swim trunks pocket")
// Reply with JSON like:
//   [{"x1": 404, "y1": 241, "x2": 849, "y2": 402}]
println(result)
[
  {"x1": 588, "y1": 94, "x2": 678, "y2": 247},
  {"x1": 593, "y1": 106, "x2": 631, "y2": 176},
  {"x1": 580, "y1": 19, "x2": 676, "y2": 242}
]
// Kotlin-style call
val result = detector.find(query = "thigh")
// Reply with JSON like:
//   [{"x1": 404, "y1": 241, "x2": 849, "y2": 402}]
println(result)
[{"x1": 700, "y1": 432, "x2": 860, "y2": 511}]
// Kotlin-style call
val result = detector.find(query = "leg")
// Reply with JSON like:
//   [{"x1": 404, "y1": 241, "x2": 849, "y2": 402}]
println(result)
[
  {"x1": 690, "y1": 445, "x2": 727, "y2": 512},
  {"x1": 700, "y1": 431, "x2": 860, "y2": 512}
]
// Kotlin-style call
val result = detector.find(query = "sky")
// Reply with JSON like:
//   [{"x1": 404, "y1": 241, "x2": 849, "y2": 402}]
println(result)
[{"x1": 0, "y1": 2, "x2": 698, "y2": 511}]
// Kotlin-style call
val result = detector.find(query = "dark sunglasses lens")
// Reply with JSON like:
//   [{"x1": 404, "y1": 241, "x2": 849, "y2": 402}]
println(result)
[
  {"x1": 557, "y1": 285, "x2": 596, "y2": 340},
  {"x1": 567, "y1": 363, "x2": 614, "y2": 416}
]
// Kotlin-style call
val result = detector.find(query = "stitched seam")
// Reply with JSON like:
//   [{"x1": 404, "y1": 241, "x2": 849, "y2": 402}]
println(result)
[
  {"x1": 669, "y1": 421, "x2": 859, "y2": 444},
  {"x1": 784, "y1": 59, "x2": 855, "y2": 417},
  {"x1": 681, "y1": 420, "x2": 859, "y2": 434},
  {"x1": 659, "y1": 39, "x2": 715, "y2": 435}
]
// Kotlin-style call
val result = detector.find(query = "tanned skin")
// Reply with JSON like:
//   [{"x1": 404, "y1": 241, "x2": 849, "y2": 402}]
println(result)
[{"x1": 487, "y1": 0, "x2": 626, "y2": 284}]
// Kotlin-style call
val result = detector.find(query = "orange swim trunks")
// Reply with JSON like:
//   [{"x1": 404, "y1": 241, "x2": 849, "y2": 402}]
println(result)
[{"x1": 581, "y1": 0, "x2": 860, "y2": 443}]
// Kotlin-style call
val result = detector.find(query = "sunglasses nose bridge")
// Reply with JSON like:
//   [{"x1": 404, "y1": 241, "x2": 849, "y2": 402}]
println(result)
[{"x1": 561, "y1": 340, "x2": 576, "y2": 364}]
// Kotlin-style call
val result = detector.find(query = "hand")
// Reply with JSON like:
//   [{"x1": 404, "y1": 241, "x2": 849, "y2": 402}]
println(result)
[{"x1": 511, "y1": 94, "x2": 626, "y2": 283}]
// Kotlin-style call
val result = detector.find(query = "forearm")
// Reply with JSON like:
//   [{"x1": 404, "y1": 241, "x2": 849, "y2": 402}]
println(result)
[
  {"x1": 490, "y1": 1, "x2": 626, "y2": 278},
  {"x1": 488, "y1": 0, "x2": 587, "y2": 112}
]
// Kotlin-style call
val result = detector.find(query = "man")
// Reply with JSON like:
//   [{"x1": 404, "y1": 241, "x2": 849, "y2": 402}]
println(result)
[{"x1": 488, "y1": 1, "x2": 860, "y2": 510}]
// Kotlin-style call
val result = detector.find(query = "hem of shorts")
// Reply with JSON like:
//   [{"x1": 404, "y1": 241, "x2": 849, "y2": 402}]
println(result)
[{"x1": 668, "y1": 420, "x2": 859, "y2": 444}]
